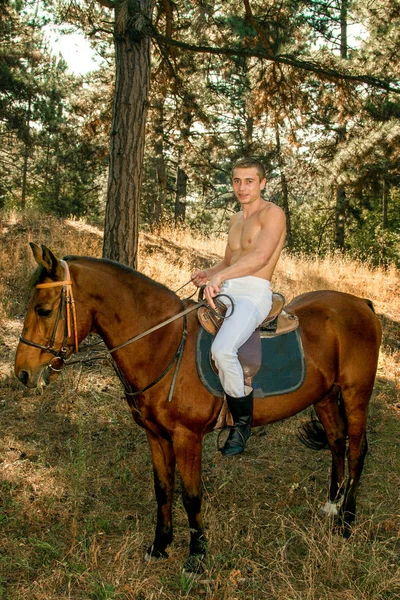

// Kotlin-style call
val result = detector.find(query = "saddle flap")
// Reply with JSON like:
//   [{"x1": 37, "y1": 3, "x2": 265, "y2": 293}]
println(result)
[
  {"x1": 210, "y1": 329, "x2": 262, "y2": 381},
  {"x1": 197, "y1": 298, "x2": 228, "y2": 335},
  {"x1": 261, "y1": 311, "x2": 299, "y2": 337},
  {"x1": 238, "y1": 329, "x2": 262, "y2": 380}
]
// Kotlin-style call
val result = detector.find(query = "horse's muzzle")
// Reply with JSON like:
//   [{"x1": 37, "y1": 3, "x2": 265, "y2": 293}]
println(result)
[
  {"x1": 17, "y1": 369, "x2": 30, "y2": 386},
  {"x1": 16, "y1": 365, "x2": 52, "y2": 389}
]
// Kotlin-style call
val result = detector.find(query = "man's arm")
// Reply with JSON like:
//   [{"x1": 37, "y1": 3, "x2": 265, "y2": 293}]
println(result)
[{"x1": 191, "y1": 248, "x2": 232, "y2": 286}]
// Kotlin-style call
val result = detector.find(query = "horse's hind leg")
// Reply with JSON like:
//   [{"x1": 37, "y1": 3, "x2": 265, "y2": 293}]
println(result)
[
  {"x1": 340, "y1": 383, "x2": 371, "y2": 537},
  {"x1": 145, "y1": 430, "x2": 176, "y2": 559},
  {"x1": 173, "y1": 428, "x2": 206, "y2": 572},
  {"x1": 314, "y1": 385, "x2": 347, "y2": 515}
]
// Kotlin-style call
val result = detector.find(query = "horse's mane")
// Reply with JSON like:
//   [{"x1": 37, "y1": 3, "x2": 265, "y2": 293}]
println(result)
[
  {"x1": 64, "y1": 255, "x2": 177, "y2": 297},
  {"x1": 28, "y1": 255, "x2": 178, "y2": 298},
  {"x1": 64, "y1": 254, "x2": 135, "y2": 275},
  {"x1": 29, "y1": 265, "x2": 48, "y2": 289}
]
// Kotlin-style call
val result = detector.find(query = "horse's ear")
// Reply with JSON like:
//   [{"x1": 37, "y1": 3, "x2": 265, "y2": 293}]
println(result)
[
  {"x1": 29, "y1": 243, "x2": 62, "y2": 278},
  {"x1": 29, "y1": 242, "x2": 43, "y2": 266}
]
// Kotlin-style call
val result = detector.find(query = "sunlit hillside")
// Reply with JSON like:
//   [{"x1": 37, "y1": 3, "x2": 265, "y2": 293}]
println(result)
[{"x1": 0, "y1": 211, "x2": 399, "y2": 600}]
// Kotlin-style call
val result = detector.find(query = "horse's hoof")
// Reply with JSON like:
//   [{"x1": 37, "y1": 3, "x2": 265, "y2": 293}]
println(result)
[
  {"x1": 144, "y1": 546, "x2": 168, "y2": 561},
  {"x1": 332, "y1": 520, "x2": 352, "y2": 539},
  {"x1": 342, "y1": 525, "x2": 352, "y2": 539},
  {"x1": 182, "y1": 553, "x2": 205, "y2": 575}
]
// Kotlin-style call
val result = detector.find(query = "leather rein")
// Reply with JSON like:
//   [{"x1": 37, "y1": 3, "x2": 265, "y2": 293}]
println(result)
[{"x1": 19, "y1": 263, "x2": 232, "y2": 405}]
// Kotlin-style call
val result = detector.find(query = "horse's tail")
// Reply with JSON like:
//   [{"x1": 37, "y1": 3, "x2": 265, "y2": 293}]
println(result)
[
  {"x1": 297, "y1": 413, "x2": 329, "y2": 450},
  {"x1": 298, "y1": 387, "x2": 347, "y2": 450}
]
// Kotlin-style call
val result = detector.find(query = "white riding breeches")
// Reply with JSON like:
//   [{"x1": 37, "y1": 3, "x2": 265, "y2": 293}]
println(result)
[{"x1": 211, "y1": 276, "x2": 272, "y2": 398}]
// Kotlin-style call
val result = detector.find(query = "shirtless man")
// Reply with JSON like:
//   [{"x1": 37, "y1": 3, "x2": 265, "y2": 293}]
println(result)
[{"x1": 192, "y1": 158, "x2": 286, "y2": 456}]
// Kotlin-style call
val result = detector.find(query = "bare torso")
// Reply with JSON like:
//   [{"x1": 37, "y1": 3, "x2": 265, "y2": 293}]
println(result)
[{"x1": 227, "y1": 201, "x2": 286, "y2": 281}]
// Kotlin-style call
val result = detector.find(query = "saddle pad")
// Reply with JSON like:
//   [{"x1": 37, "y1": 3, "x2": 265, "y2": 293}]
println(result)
[{"x1": 196, "y1": 328, "x2": 306, "y2": 398}]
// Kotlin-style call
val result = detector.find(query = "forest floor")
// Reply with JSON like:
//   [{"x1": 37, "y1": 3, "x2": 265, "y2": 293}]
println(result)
[{"x1": 0, "y1": 211, "x2": 399, "y2": 599}]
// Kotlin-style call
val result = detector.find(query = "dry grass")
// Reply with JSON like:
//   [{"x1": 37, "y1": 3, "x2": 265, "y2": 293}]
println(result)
[{"x1": 0, "y1": 211, "x2": 399, "y2": 599}]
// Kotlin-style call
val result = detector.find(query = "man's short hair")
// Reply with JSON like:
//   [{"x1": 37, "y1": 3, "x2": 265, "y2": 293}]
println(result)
[{"x1": 232, "y1": 158, "x2": 266, "y2": 181}]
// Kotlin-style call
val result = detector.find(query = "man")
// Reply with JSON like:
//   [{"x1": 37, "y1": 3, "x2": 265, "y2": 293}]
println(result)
[{"x1": 192, "y1": 158, "x2": 286, "y2": 456}]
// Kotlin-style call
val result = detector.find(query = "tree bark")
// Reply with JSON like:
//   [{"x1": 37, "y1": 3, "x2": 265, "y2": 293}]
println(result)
[
  {"x1": 174, "y1": 108, "x2": 192, "y2": 226},
  {"x1": 153, "y1": 97, "x2": 167, "y2": 226},
  {"x1": 382, "y1": 176, "x2": 388, "y2": 229},
  {"x1": 275, "y1": 124, "x2": 293, "y2": 250},
  {"x1": 335, "y1": 177, "x2": 347, "y2": 249},
  {"x1": 334, "y1": 0, "x2": 348, "y2": 251},
  {"x1": 21, "y1": 95, "x2": 32, "y2": 210},
  {"x1": 175, "y1": 166, "x2": 187, "y2": 225},
  {"x1": 103, "y1": 0, "x2": 155, "y2": 268}
]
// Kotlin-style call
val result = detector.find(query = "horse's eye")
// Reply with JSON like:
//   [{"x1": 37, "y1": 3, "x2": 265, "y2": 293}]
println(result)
[{"x1": 36, "y1": 308, "x2": 52, "y2": 318}]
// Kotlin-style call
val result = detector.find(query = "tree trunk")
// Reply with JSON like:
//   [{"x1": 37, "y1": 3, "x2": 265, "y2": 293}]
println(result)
[
  {"x1": 21, "y1": 141, "x2": 29, "y2": 210},
  {"x1": 155, "y1": 153, "x2": 167, "y2": 226},
  {"x1": 334, "y1": 0, "x2": 348, "y2": 251},
  {"x1": 340, "y1": 0, "x2": 348, "y2": 61},
  {"x1": 21, "y1": 95, "x2": 32, "y2": 210},
  {"x1": 382, "y1": 176, "x2": 388, "y2": 229},
  {"x1": 153, "y1": 97, "x2": 167, "y2": 226},
  {"x1": 275, "y1": 124, "x2": 293, "y2": 250},
  {"x1": 174, "y1": 108, "x2": 192, "y2": 226},
  {"x1": 103, "y1": 0, "x2": 155, "y2": 268},
  {"x1": 245, "y1": 115, "x2": 254, "y2": 151},
  {"x1": 175, "y1": 166, "x2": 187, "y2": 225},
  {"x1": 335, "y1": 179, "x2": 347, "y2": 249}
]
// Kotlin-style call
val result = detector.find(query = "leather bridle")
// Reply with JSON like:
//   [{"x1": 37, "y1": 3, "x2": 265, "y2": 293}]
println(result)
[
  {"x1": 18, "y1": 262, "x2": 234, "y2": 405},
  {"x1": 19, "y1": 260, "x2": 79, "y2": 372}
]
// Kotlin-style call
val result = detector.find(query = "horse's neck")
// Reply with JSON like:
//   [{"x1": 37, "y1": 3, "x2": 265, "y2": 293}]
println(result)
[{"x1": 74, "y1": 260, "x2": 181, "y2": 345}]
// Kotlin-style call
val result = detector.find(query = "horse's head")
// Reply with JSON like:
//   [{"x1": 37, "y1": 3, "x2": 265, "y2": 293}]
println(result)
[{"x1": 15, "y1": 243, "x2": 79, "y2": 390}]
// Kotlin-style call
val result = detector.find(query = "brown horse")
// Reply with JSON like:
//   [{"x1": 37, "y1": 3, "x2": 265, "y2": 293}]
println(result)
[{"x1": 15, "y1": 244, "x2": 382, "y2": 571}]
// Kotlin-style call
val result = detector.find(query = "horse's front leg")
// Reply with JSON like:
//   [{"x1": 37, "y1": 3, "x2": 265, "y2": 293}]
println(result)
[
  {"x1": 145, "y1": 430, "x2": 176, "y2": 559},
  {"x1": 173, "y1": 428, "x2": 206, "y2": 573}
]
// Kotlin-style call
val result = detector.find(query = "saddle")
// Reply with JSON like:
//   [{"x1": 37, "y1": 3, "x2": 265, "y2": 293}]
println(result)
[{"x1": 197, "y1": 290, "x2": 299, "y2": 386}]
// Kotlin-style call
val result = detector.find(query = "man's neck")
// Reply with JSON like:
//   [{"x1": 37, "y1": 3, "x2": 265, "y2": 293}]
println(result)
[{"x1": 241, "y1": 197, "x2": 265, "y2": 220}]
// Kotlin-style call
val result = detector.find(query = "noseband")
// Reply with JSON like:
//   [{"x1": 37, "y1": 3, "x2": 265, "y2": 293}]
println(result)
[{"x1": 19, "y1": 260, "x2": 79, "y2": 371}]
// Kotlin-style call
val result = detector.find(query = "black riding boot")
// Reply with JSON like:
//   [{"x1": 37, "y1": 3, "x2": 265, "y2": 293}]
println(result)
[{"x1": 221, "y1": 391, "x2": 253, "y2": 456}]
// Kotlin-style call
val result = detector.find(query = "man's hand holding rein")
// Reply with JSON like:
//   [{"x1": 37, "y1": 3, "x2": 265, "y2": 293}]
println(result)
[
  {"x1": 204, "y1": 274, "x2": 223, "y2": 309},
  {"x1": 191, "y1": 269, "x2": 208, "y2": 287},
  {"x1": 191, "y1": 270, "x2": 223, "y2": 310}
]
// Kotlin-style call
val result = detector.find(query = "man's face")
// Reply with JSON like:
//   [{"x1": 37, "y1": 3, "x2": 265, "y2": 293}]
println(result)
[{"x1": 232, "y1": 167, "x2": 266, "y2": 206}]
